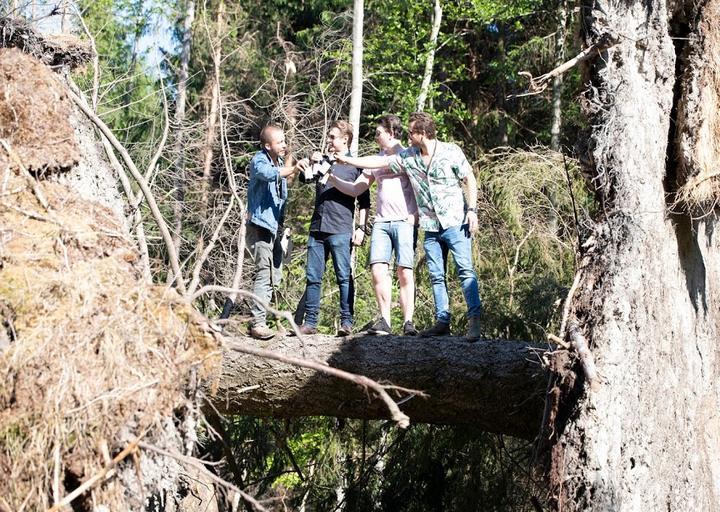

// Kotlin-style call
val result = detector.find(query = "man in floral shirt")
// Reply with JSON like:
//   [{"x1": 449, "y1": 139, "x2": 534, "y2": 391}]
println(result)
[{"x1": 336, "y1": 112, "x2": 482, "y2": 339}]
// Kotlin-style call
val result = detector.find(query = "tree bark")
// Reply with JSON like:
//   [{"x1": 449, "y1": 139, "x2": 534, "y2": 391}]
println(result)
[
  {"x1": 416, "y1": 0, "x2": 442, "y2": 112},
  {"x1": 170, "y1": 0, "x2": 195, "y2": 271},
  {"x1": 209, "y1": 335, "x2": 549, "y2": 440},
  {"x1": 549, "y1": 0, "x2": 568, "y2": 151},
  {"x1": 547, "y1": 0, "x2": 720, "y2": 509},
  {"x1": 348, "y1": 0, "x2": 363, "y2": 155},
  {"x1": 196, "y1": 0, "x2": 224, "y2": 264}
]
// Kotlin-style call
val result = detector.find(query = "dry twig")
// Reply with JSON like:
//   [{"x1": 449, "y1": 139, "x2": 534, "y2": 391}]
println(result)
[
  {"x1": 0, "y1": 139, "x2": 50, "y2": 210},
  {"x1": 223, "y1": 338, "x2": 415, "y2": 428},
  {"x1": 64, "y1": 87, "x2": 187, "y2": 295},
  {"x1": 138, "y1": 442, "x2": 268, "y2": 512},
  {"x1": 513, "y1": 35, "x2": 618, "y2": 98},
  {"x1": 47, "y1": 438, "x2": 142, "y2": 512}
]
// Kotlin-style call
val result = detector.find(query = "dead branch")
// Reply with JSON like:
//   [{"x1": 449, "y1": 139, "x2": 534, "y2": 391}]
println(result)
[
  {"x1": 65, "y1": 86, "x2": 187, "y2": 295},
  {"x1": 0, "y1": 139, "x2": 50, "y2": 210},
  {"x1": 188, "y1": 194, "x2": 237, "y2": 295},
  {"x1": 513, "y1": 34, "x2": 619, "y2": 98},
  {"x1": 138, "y1": 442, "x2": 268, "y2": 512},
  {"x1": 47, "y1": 438, "x2": 141, "y2": 512},
  {"x1": 567, "y1": 320, "x2": 599, "y2": 391}
]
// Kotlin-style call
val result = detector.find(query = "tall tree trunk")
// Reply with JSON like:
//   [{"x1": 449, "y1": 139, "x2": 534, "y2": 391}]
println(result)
[
  {"x1": 170, "y1": 0, "x2": 195, "y2": 277},
  {"x1": 348, "y1": 0, "x2": 363, "y2": 156},
  {"x1": 497, "y1": 29, "x2": 509, "y2": 146},
  {"x1": 547, "y1": 0, "x2": 720, "y2": 509},
  {"x1": 416, "y1": 0, "x2": 442, "y2": 112},
  {"x1": 549, "y1": 0, "x2": 568, "y2": 151},
  {"x1": 196, "y1": 0, "x2": 224, "y2": 262}
]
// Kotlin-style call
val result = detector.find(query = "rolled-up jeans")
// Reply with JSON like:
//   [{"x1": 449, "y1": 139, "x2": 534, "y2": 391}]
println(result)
[
  {"x1": 423, "y1": 224, "x2": 482, "y2": 324},
  {"x1": 246, "y1": 223, "x2": 283, "y2": 327},
  {"x1": 303, "y1": 231, "x2": 354, "y2": 328}
]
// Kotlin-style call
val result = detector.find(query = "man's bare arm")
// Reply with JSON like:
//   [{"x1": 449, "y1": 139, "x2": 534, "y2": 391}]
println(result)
[
  {"x1": 327, "y1": 172, "x2": 372, "y2": 197},
  {"x1": 334, "y1": 154, "x2": 391, "y2": 169},
  {"x1": 463, "y1": 172, "x2": 479, "y2": 233}
]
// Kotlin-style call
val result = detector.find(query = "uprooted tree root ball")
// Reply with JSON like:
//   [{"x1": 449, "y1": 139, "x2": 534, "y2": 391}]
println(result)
[
  {"x1": 0, "y1": 170, "x2": 221, "y2": 510},
  {"x1": 0, "y1": 47, "x2": 81, "y2": 173},
  {"x1": 674, "y1": 1, "x2": 720, "y2": 213}
]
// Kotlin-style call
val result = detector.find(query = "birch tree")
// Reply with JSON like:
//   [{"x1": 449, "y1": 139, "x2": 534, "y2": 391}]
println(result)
[{"x1": 348, "y1": 0, "x2": 363, "y2": 155}]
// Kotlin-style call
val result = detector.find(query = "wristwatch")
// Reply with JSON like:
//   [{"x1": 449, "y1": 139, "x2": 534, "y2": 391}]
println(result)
[{"x1": 467, "y1": 207, "x2": 477, "y2": 213}]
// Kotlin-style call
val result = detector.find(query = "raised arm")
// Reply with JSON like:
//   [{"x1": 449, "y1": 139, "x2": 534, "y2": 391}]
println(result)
[
  {"x1": 334, "y1": 153, "x2": 391, "y2": 169},
  {"x1": 254, "y1": 155, "x2": 308, "y2": 181},
  {"x1": 327, "y1": 170, "x2": 373, "y2": 197}
]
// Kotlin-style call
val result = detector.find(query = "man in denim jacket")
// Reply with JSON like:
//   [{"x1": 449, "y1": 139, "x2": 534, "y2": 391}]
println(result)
[{"x1": 246, "y1": 125, "x2": 308, "y2": 339}]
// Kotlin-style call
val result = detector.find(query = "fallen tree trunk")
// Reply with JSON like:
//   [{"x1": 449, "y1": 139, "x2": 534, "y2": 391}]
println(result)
[{"x1": 210, "y1": 334, "x2": 550, "y2": 440}]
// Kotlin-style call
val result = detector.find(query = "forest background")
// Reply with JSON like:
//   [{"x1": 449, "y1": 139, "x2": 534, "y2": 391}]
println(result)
[{"x1": 6, "y1": 0, "x2": 596, "y2": 509}]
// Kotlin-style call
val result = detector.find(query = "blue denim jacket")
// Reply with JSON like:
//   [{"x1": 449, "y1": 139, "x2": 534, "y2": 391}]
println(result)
[{"x1": 247, "y1": 150, "x2": 288, "y2": 234}]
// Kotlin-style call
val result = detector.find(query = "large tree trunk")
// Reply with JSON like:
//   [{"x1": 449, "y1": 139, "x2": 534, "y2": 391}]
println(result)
[
  {"x1": 548, "y1": 0, "x2": 720, "y2": 509},
  {"x1": 211, "y1": 335, "x2": 549, "y2": 440}
]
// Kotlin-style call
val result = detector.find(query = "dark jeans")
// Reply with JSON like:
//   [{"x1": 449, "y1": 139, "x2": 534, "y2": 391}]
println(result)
[{"x1": 303, "y1": 231, "x2": 354, "y2": 328}]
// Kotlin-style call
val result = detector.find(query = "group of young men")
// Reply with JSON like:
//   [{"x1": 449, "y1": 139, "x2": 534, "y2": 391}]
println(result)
[{"x1": 244, "y1": 112, "x2": 483, "y2": 341}]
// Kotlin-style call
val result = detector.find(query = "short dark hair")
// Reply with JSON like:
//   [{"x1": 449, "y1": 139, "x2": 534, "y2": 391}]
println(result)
[
  {"x1": 329, "y1": 120, "x2": 353, "y2": 147},
  {"x1": 408, "y1": 112, "x2": 436, "y2": 139},
  {"x1": 377, "y1": 114, "x2": 403, "y2": 139},
  {"x1": 260, "y1": 124, "x2": 283, "y2": 145}
]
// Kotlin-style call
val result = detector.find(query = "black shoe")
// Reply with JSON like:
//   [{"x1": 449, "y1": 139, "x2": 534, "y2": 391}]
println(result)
[
  {"x1": 420, "y1": 321, "x2": 451, "y2": 337},
  {"x1": 337, "y1": 323, "x2": 353, "y2": 336},
  {"x1": 402, "y1": 320, "x2": 418, "y2": 336},
  {"x1": 367, "y1": 317, "x2": 392, "y2": 335}
]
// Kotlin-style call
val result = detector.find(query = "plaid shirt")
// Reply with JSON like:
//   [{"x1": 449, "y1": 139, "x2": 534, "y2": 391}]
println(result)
[{"x1": 389, "y1": 141, "x2": 472, "y2": 231}]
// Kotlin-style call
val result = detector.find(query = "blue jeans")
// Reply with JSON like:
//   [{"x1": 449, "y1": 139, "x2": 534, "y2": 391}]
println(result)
[
  {"x1": 304, "y1": 232, "x2": 354, "y2": 327},
  {"x1": 423, "y1": 224, "x2": 482, "y2": 323}
]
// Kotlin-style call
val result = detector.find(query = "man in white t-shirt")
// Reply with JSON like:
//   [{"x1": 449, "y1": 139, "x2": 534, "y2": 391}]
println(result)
[{"x1": 327, "y1": 115, "x2": 419, "y2": 336}]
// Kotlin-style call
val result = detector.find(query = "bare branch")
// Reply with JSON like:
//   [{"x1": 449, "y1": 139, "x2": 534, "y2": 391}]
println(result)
[
  {"x1": 48, "y1": 438, "x2": 141, "y2": 512},
  {"x1": 65, "y1": 86, "x2": 188, "y2": 295},
  {"x1": 188, "y1": 194, "x2": 236, "y2": 295},
  {"x1": 512, "y1": 34, "x2": 618, "y2": 98},
  {"x1": 138, "y1": 442, "x2": 268, "y2": 512},
  {"x1": 0, "y1": 139, "x2": 50, "y2": 210}
]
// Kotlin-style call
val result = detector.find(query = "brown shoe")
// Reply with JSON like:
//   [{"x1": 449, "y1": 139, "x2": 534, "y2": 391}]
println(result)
[
  {"x1": 288, "y1": 324, "x2": 317, "y2": 336},
  {"x1": 249, "y1": 324, "x2": 275, "y2": 340},
  {"x1": 337, "y1": 323, "x2": 353, "y2": 337}
]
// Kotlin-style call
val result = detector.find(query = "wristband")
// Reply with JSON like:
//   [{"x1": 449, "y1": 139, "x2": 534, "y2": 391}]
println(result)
[{"x1": 467, "y1": 208, "x2": 477, "y2": 213}]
